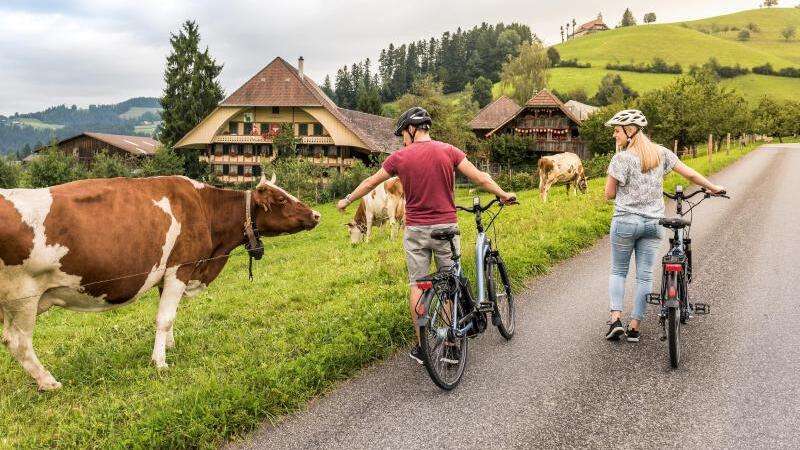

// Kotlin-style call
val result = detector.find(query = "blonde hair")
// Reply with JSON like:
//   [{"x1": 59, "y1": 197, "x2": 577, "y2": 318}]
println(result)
[{"x1": 624, "y1": 126, "x2": 661, "y2": 172}]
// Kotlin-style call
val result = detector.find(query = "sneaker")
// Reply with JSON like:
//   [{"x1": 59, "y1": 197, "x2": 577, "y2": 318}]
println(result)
[
  {"x1": 440, "y1": 342, "x2": 460, "y2": 365},
  {"x1": 605, "y1": 319, "x2": 625, "y2": 340},
  {"x1": 626, "y1": 327, "x2": 640, "y2": 343},
  {"x1": 409, "y1": 345, "x2": 424, "y2": 365}
]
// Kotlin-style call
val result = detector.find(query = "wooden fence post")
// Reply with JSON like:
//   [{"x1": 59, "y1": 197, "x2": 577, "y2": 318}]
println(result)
[
  {"x1": 727, "y1": 133, "x2": 731, "y2": 156},
  {"x1": 708, "y1": 134, "x2": 713, "y2": 162}
]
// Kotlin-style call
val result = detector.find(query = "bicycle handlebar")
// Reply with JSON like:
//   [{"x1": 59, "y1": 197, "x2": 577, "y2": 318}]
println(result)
[
  {"x1": 457, "y1": 196, "x2": 518, "y2": 214},
  {"x1": 663, "y1": 188, "x2": 730, "y2": 200}
]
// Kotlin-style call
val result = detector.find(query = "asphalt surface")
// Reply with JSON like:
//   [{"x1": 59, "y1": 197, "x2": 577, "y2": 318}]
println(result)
[{"x1": 227, "y1": 144, "x2": 800, "y2": 450}]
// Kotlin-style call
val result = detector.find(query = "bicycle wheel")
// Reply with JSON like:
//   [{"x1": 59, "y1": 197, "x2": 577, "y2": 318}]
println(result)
[
  {"x1": 486, "y1": 254, "x2": 515, "y2": 339},
  {"x1": 418, "y1": 287, "x2": 468, "y2": 390},
  {"x1": 667, "y1": 306, "x2": 681, "y2": 368}
]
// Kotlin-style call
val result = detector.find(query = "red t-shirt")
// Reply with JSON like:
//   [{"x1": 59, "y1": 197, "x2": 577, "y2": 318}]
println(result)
[{"x1": 382, "y1": 140, "x2": 466, "y2": 226}]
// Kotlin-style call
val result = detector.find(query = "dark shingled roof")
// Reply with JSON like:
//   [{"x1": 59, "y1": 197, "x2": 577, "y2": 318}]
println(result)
[
  {"x1": 468, "y1": 96, "x2": 521, "y2": 130},
  {"x1": 220, "y1": 57, "x2": 399, "y2": 153}
]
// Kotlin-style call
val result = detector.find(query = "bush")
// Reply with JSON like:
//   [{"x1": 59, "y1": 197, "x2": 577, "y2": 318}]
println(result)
[
  {"x1": 494, "y1": 171, "x2": 536, "y2": 191},
  {"x1": 139, "y1": 146, "x2": 184, "y2": 177},
  {"x1": 746, "y1": 22, "x2": 760, "y2": 33},
  {"x1": 89, "y1": 150, "x2": 133, "y2": 178},
  {"x1": 606, "y1": 58, "x2": 682, "y2": 74},
  {"x1": 26, "y1": 145, "x2": 87, "y2": 188},
  {"x1": 0, "y1": 155, "x2": 21, "y2": 188},
  {"x1": 583, "y1": 152, "x2": 614, "y2": 179},
  {"x1": 738, "y1": 30, "x2": 751, "y2": 41},
  {"x1": 261, "y1": 157, "x2": 325, "y2": 203},
  {"x1": 481, "y1": 134, "x2": 540, "y2": 167},
  {"x1": 557, "y1": 58, "x2": 592, "y2": 68}
]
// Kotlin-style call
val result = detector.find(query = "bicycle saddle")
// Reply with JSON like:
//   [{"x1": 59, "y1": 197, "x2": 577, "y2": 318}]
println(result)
[
  {"x1": 431, "y1": 227, "x2": 460, "y2": 241},
  {"x1": 659, "y1": 217, "x2": 691, "y2": 229}
]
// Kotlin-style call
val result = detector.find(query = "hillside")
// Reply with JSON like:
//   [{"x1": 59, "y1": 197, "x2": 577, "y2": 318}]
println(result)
[
  {"x1": 542, "y1": 8, "x2": 800, "y2": 104},
  {"x1": 0, "y1": 97, "x2": 161, "y2": 156}
]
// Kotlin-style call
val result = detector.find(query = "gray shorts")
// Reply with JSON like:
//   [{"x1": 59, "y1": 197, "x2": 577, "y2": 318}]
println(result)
[{"x1": 403, "y1": 224, "x2": 460, "y2": 285}]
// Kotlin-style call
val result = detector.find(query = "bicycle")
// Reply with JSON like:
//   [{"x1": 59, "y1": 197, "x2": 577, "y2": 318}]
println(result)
[
  {"x1": 414, "y1": 195, "x2": 517, "y2": 390},
  {"x1": 647, "y1": 185, "x2": 729, "y2": 368}
]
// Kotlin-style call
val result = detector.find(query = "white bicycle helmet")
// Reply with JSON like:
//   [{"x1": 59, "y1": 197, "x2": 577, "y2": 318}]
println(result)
[{"x1": 605, "y1": 109, "x2": 648, "y2": 128}]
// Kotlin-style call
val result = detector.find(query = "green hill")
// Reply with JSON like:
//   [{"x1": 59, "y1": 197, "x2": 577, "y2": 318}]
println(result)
[{"x1": 537, "y1": 8, "x2": 800, "y2": 104}]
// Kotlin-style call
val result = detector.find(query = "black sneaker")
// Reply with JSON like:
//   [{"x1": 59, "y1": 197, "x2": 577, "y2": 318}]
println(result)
[
  {"x1": 605, "y1": 319, "x2": 625, "y2": 340},
  {"x1": 626, "y1": 327, "x2": 641, "y2": 343},
  {"x1": 440, "y1": 342, "x2": 460, "y2": 365},
  {"x1": 409, "y1": 345, "x2": 424, "y2": 365}
]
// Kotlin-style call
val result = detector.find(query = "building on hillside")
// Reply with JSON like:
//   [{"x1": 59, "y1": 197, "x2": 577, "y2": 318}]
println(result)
[
  {"x1": 468, "y1": 96, "x2": 521, "y2": 139},
  {"x1": 481, "y1": 89, "x2": 589, "y2": 158},
  {"x1": 174, "y1": 57, "x2": 401, "y2": 183},
  {"x1": 572, "y1": 13, "x2": 609, "y2": 38},
  {"x1": 34, "y1": 132, "x2": 157, "y2": 165},
  {"x1": 564, "y1": 100, "x2": 598, "y2": 121}
]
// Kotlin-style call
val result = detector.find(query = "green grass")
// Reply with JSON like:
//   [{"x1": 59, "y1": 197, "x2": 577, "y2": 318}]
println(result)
[
  {"x1": 0, "y1": 142, "x2": 764, "y2": 448},
  {"x1": 119, "y1": 107, "x2": 161, "y2": 120},
  {"x1": 555, "y1": 8, "x2": 800, "y2": 69},
  {"x1": 12, "y1": 118, "x2": 64, "y2": 130},
  {"x1": 134, "y1": 122, "x2": 159, "y2": 137}
]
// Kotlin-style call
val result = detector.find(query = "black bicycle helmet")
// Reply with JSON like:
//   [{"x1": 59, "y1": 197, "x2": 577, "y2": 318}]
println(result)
[{"x1": 394, "y1": 107, "x2": 432, "y2": 137}]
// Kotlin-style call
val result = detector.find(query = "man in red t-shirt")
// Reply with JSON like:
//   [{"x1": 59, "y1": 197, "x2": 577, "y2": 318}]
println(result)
[{"x1": 337, "y1": 107, "x2": 516, "y2": 364}]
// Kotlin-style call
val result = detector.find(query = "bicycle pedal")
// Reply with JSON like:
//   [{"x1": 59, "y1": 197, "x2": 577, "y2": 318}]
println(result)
[
  {"x1": 693, "y1": 303, "x2": 711, "y2": 315},
  {"x1": 476, "y1": 302, "x2": 494, "y2": 312},
  {"x1": 647, "y1": 293, "x2": 662, "y2": 305}
]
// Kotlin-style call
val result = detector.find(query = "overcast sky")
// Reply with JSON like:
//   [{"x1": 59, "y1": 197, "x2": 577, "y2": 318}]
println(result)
[{"x1": 0, "y1": 0, "x2": 763, "y2": 116}]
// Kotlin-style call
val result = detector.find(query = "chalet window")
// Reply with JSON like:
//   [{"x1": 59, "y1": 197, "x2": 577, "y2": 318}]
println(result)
[
  {"x1": 229, "y1": 122, "x2": 238, "y2": 134},
  {"x1": 237, "y1": 165, "x2": 244, "y2": 176},
  {"x1": 230, "y1": 145, "x2": 239, "y2": 156},
  {"x1": 341, "y1": 147, "x2": 351, "y2": 158},
  {"x1": 272, "y1": 106, "x2": 280, "y2": 114},
  {"x1": 313, "y1": 146, "x2": 323, "y2": 158},
  {"x1": 260, "y1": 123, "x2": 269, "y2": 134},
  {"x1": 326, "y1": 146, "x2": 337, "y2": 157},
  {"x1": 244, "y1": 144, "x2": 253, "y2": 156},
  {"x1": 313, "y1": 123, "x2": 323, "y2": 136},
  {"x1": 214, "y1": 144, "x2": 223, "y2": 156},
  {"x1": 244, "y1": 165, "x2": 253, "y2": 176},
  {"x1": 253, "y1": 165, "x2": 262, "y2": 177},
  {"x1": 298, "y1": 123, "x2": 309, "y2": 136},
  {"x1": 223, "y1": 165, "x2": 230, "y2": 175},
  {"x1": 243, "y1": 122, "x2": 253, "y2": 135},
  {"x1": 223, "y1": 144, "x2": 230, "y2": 155}
]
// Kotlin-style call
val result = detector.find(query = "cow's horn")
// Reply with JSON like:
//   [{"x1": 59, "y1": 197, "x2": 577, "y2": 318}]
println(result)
[
  {"x1": 270, "y1": 172, "x2": 277, "y2": 184},
  {"x1": 258, "y1": 174, "x2": 268, "y2": 186}
]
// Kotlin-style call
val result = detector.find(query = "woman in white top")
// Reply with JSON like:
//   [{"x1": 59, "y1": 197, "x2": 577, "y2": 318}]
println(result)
[{"x1": 603, "y1": 109, "x2": 725, "y2": 342}]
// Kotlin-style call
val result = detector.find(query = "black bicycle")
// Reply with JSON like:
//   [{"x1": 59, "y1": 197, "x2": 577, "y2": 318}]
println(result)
[
  {"x1": 414, "y1": 196, "x2": 517, "y2": 390},
  {"x1": 647, "y1": 186, "x2": 728, "y2": 368}
]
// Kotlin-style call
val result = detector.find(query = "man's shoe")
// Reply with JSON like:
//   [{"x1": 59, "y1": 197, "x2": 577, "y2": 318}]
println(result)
[
  {"x1": 409, "y1": 345, "x2": 424, "y2": 365},
  {"x1": 605, "y1": 319, "x2": 625, "y2": 340},
  {"x1": 626, "y1": 327, "x2": 641, "y2": 343}
]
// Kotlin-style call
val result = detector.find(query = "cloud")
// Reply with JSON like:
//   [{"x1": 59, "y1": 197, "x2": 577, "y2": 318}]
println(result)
[{"x1": 0, "y1": 0, "x2": 758, "y2": 116}]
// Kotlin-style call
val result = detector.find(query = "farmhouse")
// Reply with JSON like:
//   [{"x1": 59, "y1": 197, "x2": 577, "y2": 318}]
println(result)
[
  {"x1": 473, "y1": 89, "x2": 589, "y2": 158},
  {"x1": 174, "y1": 57, "x2": 401, "y2": 183},
  {"x1": 34, "y1": 132, "x2": 157, "y2": 165},
  {"x1": 572, "y1": 13, "x2": 610, "y2": 38}
]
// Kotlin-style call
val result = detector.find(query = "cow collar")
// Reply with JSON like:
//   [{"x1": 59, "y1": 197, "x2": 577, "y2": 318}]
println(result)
[{"x1": 243, "y1": 191, "x2": 264, "y2": 280}]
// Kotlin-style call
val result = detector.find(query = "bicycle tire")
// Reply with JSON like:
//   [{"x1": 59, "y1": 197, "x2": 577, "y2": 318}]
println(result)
[
  {"x1": 486, "y1": 254, "x2": 515, "y2": 339},
  {"x1": 418, "y1": 288, "x2": 468, "y2": 390},
  {"x1": 667, "y1": 306, "x2": 681, "y2": 369}
]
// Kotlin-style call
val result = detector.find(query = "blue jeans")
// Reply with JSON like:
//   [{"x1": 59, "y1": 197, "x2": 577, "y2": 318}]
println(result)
[{"x1": 609, "y1": 214, "x2": 664, "y2": 321}]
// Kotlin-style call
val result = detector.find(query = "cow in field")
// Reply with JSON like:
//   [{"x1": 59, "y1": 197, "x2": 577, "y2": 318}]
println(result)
[
  {"x1": 538, "y1": 152, "x2": 588, "y2": 202},
  {"x1": 0, "y1": 174, "x2": 319, "y2": 390},
  {"x1": 345, "y1": 177, "x2": 405, "y2": 244}
]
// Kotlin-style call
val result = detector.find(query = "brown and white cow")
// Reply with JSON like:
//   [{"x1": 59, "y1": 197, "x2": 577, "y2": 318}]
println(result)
[
  {"x1": 0, "y1": 174, "x2": 319, "y2": 390},
  {"x1": 345, "y1": 177, "x2": 405, "y2": 244},
  {"x1": 538, "y1": 152, "x2": 588, "y2": 202}
]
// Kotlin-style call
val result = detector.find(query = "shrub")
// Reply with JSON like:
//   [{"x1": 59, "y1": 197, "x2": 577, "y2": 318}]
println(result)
[{"x1": 738, "y1": 29, "x2": 751, "y2": 41}]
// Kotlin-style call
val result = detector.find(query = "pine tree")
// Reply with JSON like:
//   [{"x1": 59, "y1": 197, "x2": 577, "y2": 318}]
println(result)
[
  {"x1": 159, "y1": 20, "x2": 224, "y2": 149},
  {"x1": 619, "y1": 8, "x2": 637, "y2": 27},
  {"x1": 321, "y1": 75, "x2": 335, "y2": 100}
]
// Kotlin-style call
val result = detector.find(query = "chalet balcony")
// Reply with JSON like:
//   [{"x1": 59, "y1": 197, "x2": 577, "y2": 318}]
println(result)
[
  {"x1": 298, "y1": 156, "x2": 355, "y2": 167},
  {"x1": 211, "y1": 134, "x2": 335, "y2": 145},
  {"x1": 200, "y1": 154, "x2": 272, "y2": 164},
  {"x1": 537, "y1": 140, "x2": 588, "y2": 158},
  {"x1": 517, "y1": 118, "x2": 570, "y2": 129}
]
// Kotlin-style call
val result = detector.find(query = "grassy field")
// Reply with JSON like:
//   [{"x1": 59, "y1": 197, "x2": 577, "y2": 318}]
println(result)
[
  {"x1": 11, "y1": 118, "x2": 64, "y2": 130},
  {"x1": 134, "y1": 122, "x2": 160, "y2": 137},
  {"x1": 119, "y1": 107, "x2": 161, "y2": 120},
  {"x1": 0, "y1": 141, "x2": 766, "y2": 448}
]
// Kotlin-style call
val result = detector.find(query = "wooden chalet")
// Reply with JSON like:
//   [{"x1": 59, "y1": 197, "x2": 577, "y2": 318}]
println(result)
[
  {"x1": 174, "y1": 57, "x2": 401, "y2": 183},
  {"x1": 35, "y1": 132, "x2": 157, "y2": 166},
  {"x1": 479, "y1": 89, "x2": 589, "y2": 158}
]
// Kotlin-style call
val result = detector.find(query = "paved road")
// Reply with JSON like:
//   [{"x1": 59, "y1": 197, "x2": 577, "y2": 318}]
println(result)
[{"x1": 228, "y1": 144, "x2": 800, "y2": 450}]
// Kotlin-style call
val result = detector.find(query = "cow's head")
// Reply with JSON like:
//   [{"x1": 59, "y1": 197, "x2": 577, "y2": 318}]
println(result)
[
  {"x1": 344, "y1": 221, "x2": 366, "y2": 244},
  {"x1": 252, "y1": 174, "x2": 320, "y2": 236},
  {"x1": 578, "y1": 175, "x2": 588, "y2": 193}
]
